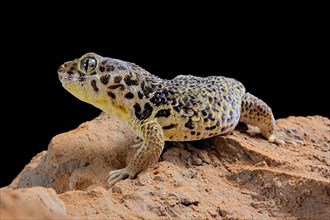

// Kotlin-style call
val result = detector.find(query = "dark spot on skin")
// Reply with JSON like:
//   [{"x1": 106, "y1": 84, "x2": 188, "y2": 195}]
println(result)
[
  {"x1": 183, "y1": 107, "x2": 192, "y2": 115},
  {"x1": 221, "y1": 127, "x2": 227, "y2": 132},
  {"x1": 107, "y1": 65, "x2": 115, "y2": 72},
  {"x1": 91, "y1": 80, "x2": 98, "y2": 92},
  {"x1": 134, "y1": 103, "x2": 153, "y2": 121},
  {"x1": 171, "y1": 99, "x2": 177, "y2": 105},
  {"x1": 205, "y1": 125, "x2": 217, "y2": 130},
  {"x1": 141, "y1": 81, "x2": 155, "y2": 98},
  {"x1": 212, "y1": 107, "x2": 219, "y2": 112},
  {"x1": 100, "y1": 75, "x2": 110, "y2": 85},
  {"x1": 208, "y1": 113, "x2": 215, "y2": 121},
  {"x1": 155, "y1": 109, "x2": 171, "y2": 118},
  {"x1": 169, "y1": 136, "x2": 174, "y2": 139},
  {"x1": 67, "y1": 71, "x2": 74, "y2": 75},
  {"x1": 78, "y1": 71, "x2": 84, "y2": 77},
  {"x1": 125, "y1": 92, "x2": 134, "y2": 99},
  {"x1": 221, "y1": 113, "x2": 226, "y2": 123},
  {"x1": 204, "y1": 118, "x2": 209, "y2": 122},
  {"x1": 90, "y1": 72, "x2": 97, "y2": 75},
  {"x1": 208, "y1": 96, "x2": 213, "y2": 103},
  {"x1": 173, "y1": 106, "x2": 180, "y2": 112},
  {"x1": 197, "y1": 132, "x2": 201, "y2": 136},
  {"x1": 133, "y1": 103, "x2": 141, "y2": 117},
  {"x1": 150, "y1": 91, "x2": 169, "y2": 107},
  {"x1": 143, "y1": 103, "x2": 153, "y2": 120},
  {"x1": 186, "y1": 100, "x2": 193, "y2": 108},
  {"x1": 143, "y1": 87, "x2": 154, "y2": 98},
  {"x1": 184, "y1": 118, "x2": 194, "y2": 129},
  {"x1": 184, "y1": 135, "x2": 187, "y2": 139},
  {"x1": 202, "y1": 110, "x2": 208, "y2": 117},
  {"x1": 191, "y1": 131, "x2": 196, "y2": 135},
  {"x1": 114, "y1": 76, "x2": 122, "y2": 84},
  {"x1": 162, "y1": 124, "x2": 176, "y2": 130},
  {"x1": 108, "y1": 84, "x2": 124, "y2": 90},
  {"x1": 107, "y1": 91, "x2": 116, "y2": 99},
  {"x1": 99, "y1": 66, "x2": 105, "y2": 72},
  {"x1": 124, "y1": 75, "x2": 139, "y2": 86},
  {"x1": 138, "y1": 91, "x2": 144, "y2": 99},
  {"x1": 117, "y1": 66, "x2": 126, "y2": 70},
  {"x1": 216, "y1": 121, "x2": 221, "y2": 127}
]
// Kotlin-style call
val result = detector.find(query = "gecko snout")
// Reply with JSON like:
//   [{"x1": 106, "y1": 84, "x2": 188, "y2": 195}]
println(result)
[{"x1": 58, "y1": 65, "x2": 66, "y2": 74}]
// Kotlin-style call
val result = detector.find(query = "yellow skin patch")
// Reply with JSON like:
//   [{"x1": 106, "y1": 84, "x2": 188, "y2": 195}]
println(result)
[{"x1": 58, "y1": 52, "x2": 288, "y2": 186}]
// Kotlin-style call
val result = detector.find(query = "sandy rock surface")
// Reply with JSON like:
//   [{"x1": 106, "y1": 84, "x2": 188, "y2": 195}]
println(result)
[{"x1": 1, "y1": 113, "x2": 329, "y2": 219}]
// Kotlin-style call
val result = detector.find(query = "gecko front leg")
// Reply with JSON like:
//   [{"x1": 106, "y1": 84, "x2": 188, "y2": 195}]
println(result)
[{"x1": 108, "y1": 121, "x2": 165, "y2": 187}]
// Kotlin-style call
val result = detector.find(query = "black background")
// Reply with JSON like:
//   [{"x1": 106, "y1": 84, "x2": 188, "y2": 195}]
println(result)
[{"x1": 1, "y1": 7, "x2": 328, "y2": 187}]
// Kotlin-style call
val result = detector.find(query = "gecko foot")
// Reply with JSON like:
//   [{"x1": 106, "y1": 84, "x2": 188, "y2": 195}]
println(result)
[
  {"x1": 108, "y1": 167, "x2": 137, "y2": 187},
  {"x1": 268, "y1": 132, "x2": 303, "y2": 146},
  {"x1": 268, "y1": 134, "x2": 285, "y2": 145}
]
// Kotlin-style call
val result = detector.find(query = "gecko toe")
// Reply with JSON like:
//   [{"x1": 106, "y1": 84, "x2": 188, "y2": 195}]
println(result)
[
  {"x1": 108, "y1": 167, "x2": 137, "y2": 187},
  {"x1": 268, "y1": 133, "x2": 302, "y2": 146}
]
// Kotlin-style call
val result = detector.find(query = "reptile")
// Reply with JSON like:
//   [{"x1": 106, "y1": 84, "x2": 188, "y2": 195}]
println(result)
[{"x1": 58, "y1": 52, "x2": 290, "y2": 186}]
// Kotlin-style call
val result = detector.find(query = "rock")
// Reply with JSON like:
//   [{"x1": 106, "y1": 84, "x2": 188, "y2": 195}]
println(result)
[
  {"x1": 1, "y1": 113, "x2": 329, "y2": 219},
  {"x1": 0, "y1": 187, "x2": 68, "y2": 219}
]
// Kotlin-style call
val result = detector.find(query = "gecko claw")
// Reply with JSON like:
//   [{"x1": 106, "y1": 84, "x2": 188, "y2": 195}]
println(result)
[{"x1": 108, "y1": 167, "x2": 136, "y2": 187}]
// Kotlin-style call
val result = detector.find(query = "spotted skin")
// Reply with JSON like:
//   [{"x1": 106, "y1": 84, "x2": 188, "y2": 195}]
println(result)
[{"x1": 58, "y1": 52, "x2": 286, "y2": 187}]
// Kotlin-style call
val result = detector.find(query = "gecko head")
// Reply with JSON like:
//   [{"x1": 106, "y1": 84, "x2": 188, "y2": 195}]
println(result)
[{"x1": 58, "y1": 52, "x2": 142, "y2": 110}]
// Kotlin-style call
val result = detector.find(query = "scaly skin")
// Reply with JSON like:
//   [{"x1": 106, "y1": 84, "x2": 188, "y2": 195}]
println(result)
[{"x1": 58, "y1": 52, "x2": 286, "y2": 186}]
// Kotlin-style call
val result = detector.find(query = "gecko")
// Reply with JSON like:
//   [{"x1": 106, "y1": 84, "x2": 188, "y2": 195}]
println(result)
[{"x1": 58, "y1": 52, "x2": 291, "y2": 186}]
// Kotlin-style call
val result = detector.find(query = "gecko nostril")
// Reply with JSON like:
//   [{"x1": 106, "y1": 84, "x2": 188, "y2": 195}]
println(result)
[{"x1": 58, "y1": 65, "x2": 65, "y2": 74}]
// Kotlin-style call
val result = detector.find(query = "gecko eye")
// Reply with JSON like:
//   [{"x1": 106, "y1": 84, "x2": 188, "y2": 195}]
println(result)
[{"x1": 80, "y1": 57, "x2": 97, "y2": 74}]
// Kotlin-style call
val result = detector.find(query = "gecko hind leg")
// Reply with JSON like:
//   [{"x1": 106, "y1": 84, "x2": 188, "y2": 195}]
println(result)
[{"x1": 239, "y1": 92, "x2": 298, "y2": 145}]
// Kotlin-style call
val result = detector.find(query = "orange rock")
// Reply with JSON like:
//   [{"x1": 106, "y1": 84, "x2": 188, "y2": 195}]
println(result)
[
  {"x1": 2, "y1": 113, "x2": 329, "y2": 219},
  {"x1": 0, "y1": 187, "x2": 70, "y2": 219}
]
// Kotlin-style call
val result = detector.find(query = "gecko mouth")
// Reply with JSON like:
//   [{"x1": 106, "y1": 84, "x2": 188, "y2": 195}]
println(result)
[
  {"x1": 108, "y1": 84, "x2": 124, "y2": 90},
  {"x1": 59, "y1": 75, "x2": 87, "y2": 82}
]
